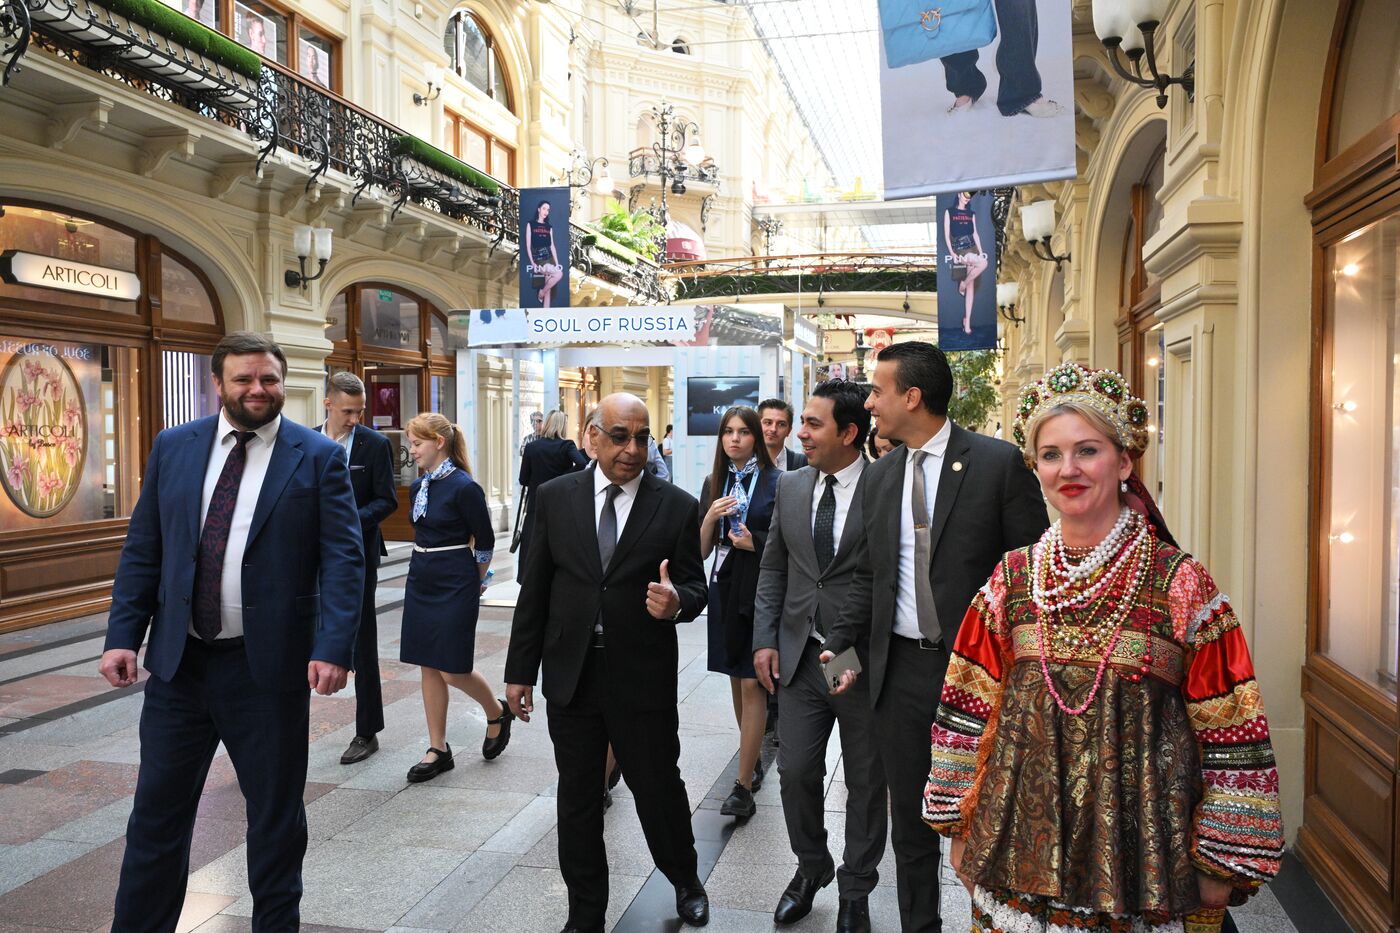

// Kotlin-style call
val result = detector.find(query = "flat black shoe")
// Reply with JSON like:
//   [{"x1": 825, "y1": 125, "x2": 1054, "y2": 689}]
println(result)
[
  {"x1": 407, "y1": 744, "x2": 453, "y2": 783},
  {"x1": 607, "y1": 760, "x2": 623, "y2": 791},
  {"x1": 751, "y1": 763, "x2": 765, "y2": 791},
  {"x1": 835, "y1": 896, "x2": 871, "y2": 933},
  {"x1": 675, "y1": 879, "x2": 709, "y2": 926},
  {"x1": 773, "y1": 865, "x2": 834, "y2": 924},
  {"x1": 483, "y1": 699, "x2": 514, "y2": 760},
  {"x1": 603, "y1": 789, "x2": 613, "y2": 810},
  {"x1": 340, "y1": 734, "x2": 379, "y2": 765},
  {"x1": 720, "y1": 781, "x2": 755, "y2": 819}
]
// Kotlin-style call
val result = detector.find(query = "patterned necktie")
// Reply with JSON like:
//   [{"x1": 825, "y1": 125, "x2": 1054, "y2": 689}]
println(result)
[
  {"x1": 193, "y1": 430, "x2": 255, "y2": 643},
  {"x1": 910, "y1": 450, "x2": 942, "y2": 644},
  {"x1": 598, "y1": 484, "x2": 622, "y2": 573},
  {"x1": 814, "y1": 474, "x2": 838, "y2": 572}
]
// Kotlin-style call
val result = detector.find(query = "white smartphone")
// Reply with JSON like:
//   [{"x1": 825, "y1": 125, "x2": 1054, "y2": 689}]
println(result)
[{"x1": 821, "y1": 647, "x2": 863, "y2": 692}]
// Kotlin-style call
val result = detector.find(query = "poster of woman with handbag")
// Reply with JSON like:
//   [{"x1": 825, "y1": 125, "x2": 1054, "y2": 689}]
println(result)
[
  {"x1": 517, "y1": 188, "x2": 570, "y2": 308},
  {"x1": 944, "y1": 191, "x2": 989, "y2": 335},
  {"x1": 937, "y1": 190, "x2": 998, "y2": 350}
]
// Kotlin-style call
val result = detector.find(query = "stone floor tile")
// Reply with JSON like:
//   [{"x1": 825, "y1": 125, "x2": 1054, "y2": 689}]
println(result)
[
  {"x1": 456, "y1": 865, "x2": 646, "y2": 933},
  {"x1": 186, "y1": 843, "x2": 251, "y2": 899},
  {"x1": 334, "y1": 786, "x2": 535, "y2": 852},
  {"x1": 305, "y1": 789, "x2": 395, "y2": 843},
  {"x1": 477, "y1": 796, "x2": 558, "y2": 855},
  {"x1": 173, "y1": 893, "x2": 236, "y2": 933},
  {"x1": 393, "y1": 849, "x2": 516, "y2": 930},
  {"x1": 0, "y1": 675, "x2": 114, "y2": 721},
  {"x1": 220, "y1": 842, "x2": 466, "y2": 930},
  {"x1": 428, "y1": 748, "x2": 560, "y2": 795},
  {"x1": 11, "y1": 696, "x2": 146, "y2": 748},
  {"x1": 40, "y1": 798, "x2": 133, "y2": 846},
  {"x1": 0, "y1": 838, "x2": 125, "y2": 930},
  {"x1": 517, "y1": 799, "x2": 663, "y2": 877},
  {"x1": 0, "y1": 839, "x2": 99, "y2": 897},
  {"x1": 190, "y1": 918, "x2": 377, "y2": 933},
  {"x1": 189, "y1": 818, "x2": 251, "y2": 875}
]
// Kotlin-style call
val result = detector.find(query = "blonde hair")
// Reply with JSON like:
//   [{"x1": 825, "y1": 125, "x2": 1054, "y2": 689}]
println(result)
[
  {"x1": 1025, "y1": 401, "x2": 1124, "y2": 463},
  {"x1": 406, "y1": 412, "x2": 471, "y2": 473},
  {"x1": 541, "y1": 410, "x2": 568, "y2": 440}
]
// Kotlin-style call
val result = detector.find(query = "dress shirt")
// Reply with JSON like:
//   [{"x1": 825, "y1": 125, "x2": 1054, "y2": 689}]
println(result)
[
  {"x1": 192, "y1": 411, "x2": 281, "y2": 639},
  {"x1": 809, "y1": 455, "x2": 865, "y2": 551},
  {"x1": 593, "y1": 465, "x2": 644, "y2": 540},
  {"x1": 893, "y1": 418, "x2": 951, "y2": 640},
  {"x1": 323, "y1": 423, "x2": 354, "y2": 462},
  {"x1": 773, "y1": 447, "x2": 792, "y2": 472}
]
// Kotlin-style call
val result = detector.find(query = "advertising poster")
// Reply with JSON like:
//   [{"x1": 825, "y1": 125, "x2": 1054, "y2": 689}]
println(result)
[
  {"x1": 518, "y1": 188, "x2": 571, "y2": 309},
  {"x1": 234, "y1": 2, "x2": 277, "y2": 58},
  {"x1": 686, "y1": 377, "x2": 762, "y2": 435},
  {"x1": 0, "y1": 337, "x2": 103, "y2": 528},
  {"x1": 465, "y1": 305, "x2": 784, "y2": 349},
  {"x1": 936, "y1": 190, "x2": 998, "y2": 350},
  {"x1": 878, "y1": 0, "x2": 1075, "y2": 197}
]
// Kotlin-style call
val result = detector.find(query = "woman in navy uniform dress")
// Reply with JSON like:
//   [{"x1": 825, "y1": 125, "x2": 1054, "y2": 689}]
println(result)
[
  {"x1": 697, "y1": 406, "x2": 779, "y2": 820},
  {"x1": 400, "y1": 413, "x2": 513, "y2": 783}
]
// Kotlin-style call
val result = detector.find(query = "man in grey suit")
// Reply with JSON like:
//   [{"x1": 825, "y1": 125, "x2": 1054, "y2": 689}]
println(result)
[
  {"x1": 753, "y1": 381, "x2": 885, "y2": 933},
  {"x1": 822, "y1": 342, "x2": 1048, "y2": 933}
]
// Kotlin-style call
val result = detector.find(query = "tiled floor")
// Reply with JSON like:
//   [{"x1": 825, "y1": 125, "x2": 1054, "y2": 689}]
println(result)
[{"x1": 0, "y1": 545, "x2": 1306, "y2": 932}]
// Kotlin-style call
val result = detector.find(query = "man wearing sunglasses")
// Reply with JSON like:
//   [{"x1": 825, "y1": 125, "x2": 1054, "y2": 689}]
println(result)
[{"x1": 506, "y1": 393, "x2": 710, "y2": 933}]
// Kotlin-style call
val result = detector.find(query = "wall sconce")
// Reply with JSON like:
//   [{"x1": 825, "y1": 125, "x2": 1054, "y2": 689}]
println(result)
[
  {"x1": 563, "y1": 150, "x2": 615, "y2": 195},
  {"x1": 1333, "y1": 400, "x2": 1358, "y2": 413},
  {"x1": 286, "y1": 225, "x2": 332, "y2": 289},
  {"x1": 414, "y1": 64, "x2": 444, "y2": 106},
  {"x1": 1021, "y1": 200, "x2": 1070, "y2": 271},
  {"x1": 1091, "y1": 0, "x2": 1194, "y2": 109},
  {"x1": 997, "y1": 282, "x2": 1024, "y2": 325}
]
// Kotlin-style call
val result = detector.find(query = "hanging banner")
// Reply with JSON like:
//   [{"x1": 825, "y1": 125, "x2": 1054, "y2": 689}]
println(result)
[
  {"x1": 463, "y1": 304, "x2": 787, "y2": 348},
  {"x1": 937, "y1": 190, "x2": 998, "y2": 350},
  {"x1": 878, "y1": 0, "x2": 1076, "y2": 198},
  {"x1": 518, "y1": 187, "x2": 571, "y2": 308}
]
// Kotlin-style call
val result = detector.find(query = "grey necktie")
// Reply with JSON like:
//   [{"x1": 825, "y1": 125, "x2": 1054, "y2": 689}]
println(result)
[
  {"x1": 910, "y1": 450, "x2": 942, "y2": 644},
  {"x1": 814, "y1": 475, "x2": 837, "y2": 573},
  {"x1": 598, "y1": 484, "x2": 622, "y2": 573}
]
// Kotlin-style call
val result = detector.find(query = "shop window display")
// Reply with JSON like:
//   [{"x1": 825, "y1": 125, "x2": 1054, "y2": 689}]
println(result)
[{"x1": 0, "y1": 207, "x2": 138, "y2": 315}]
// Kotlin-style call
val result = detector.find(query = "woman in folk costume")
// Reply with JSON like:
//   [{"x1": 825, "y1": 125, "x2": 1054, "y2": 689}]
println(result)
[{"x1": 923, "y1": 364, "x2": 1283, "y2": 933}]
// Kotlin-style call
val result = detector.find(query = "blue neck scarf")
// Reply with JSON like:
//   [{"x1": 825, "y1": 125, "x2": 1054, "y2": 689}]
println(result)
[
  {"x1": 724, "y1": 456, "x2": 759, "y2": 536},
  {"x1": 412, "y1": 459, "x2": 457, "y2": 522}
]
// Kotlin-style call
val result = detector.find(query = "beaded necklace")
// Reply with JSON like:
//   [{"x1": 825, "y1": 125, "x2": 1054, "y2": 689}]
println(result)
[{"x1": 1031, "y1": 510, "x2": 1153, "y2": 715}]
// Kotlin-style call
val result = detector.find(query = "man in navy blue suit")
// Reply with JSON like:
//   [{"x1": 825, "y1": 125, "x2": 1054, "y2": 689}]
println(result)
[{"x1": 99, "y1": 331, "x2": 364, "y2": 932}]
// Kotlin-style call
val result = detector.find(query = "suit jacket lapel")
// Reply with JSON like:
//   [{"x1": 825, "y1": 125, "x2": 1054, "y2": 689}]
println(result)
[
  {"x1": 792, "y1": 469, "x2": 820, "y2": 572},
  {"x1": 607, "y1": 473, "x2": 662, "y2": 578},
  {"x1": 830, "y1": 464, "x2": 865, "y2": 569},
  {"x1": 883, "y1": 454, "x2": 907, "y2": 562},
  {"x1": 247, "y1": 421, "x2": 304, "y2": 546},
  {"x1": 182, "y1": 417, "x2": 219, "y2": 548},
  {"x1": 349, "y1": 425, "x2": 369, "y2": 467},
  {"x1": 928, "y1": 425, "x2": 972, "y2": 558},
  {"x1": 572, "y1": 471, "x2": 604, "y2": 580}
]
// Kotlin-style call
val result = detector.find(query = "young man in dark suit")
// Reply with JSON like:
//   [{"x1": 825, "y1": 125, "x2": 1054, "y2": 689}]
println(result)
[
  {"x1": 821, "y1": 342, "x2": 1049, "y2": 933},
  {"x1": 759, "y1": 398, "x2": 810, "y2": 472},
  {"x1": 319, "y1": 371, "x2": 398, "y2": 764},
  {"x1": 753, "y1": 380, "x2": 886, "y2": 933},
  {"x1": 98, "y1": 332, "x2": 364, "y2": 932},
  {"x1": 505, "y1": 393, "x2": 711, "y2": 933}
]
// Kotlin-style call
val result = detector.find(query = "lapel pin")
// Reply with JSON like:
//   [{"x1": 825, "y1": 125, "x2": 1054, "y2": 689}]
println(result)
[{"x1": 952, "y1": 461, "x2": 963, "y2": 472}]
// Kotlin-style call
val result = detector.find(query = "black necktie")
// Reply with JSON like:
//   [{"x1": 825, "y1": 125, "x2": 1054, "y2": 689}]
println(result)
[
  {"x1": 193, "y1": 430, "x2": 255, "y2": 643},
  {"x1": 814, "y1": 474, "x2": 837, "y2": 572},
  {"x1": 598, "y1": 484, "x2": 622, "y2": 573}
]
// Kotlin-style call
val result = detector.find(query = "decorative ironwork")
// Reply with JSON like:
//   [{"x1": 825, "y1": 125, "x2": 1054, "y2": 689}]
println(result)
[
  {"x1": 627, "y1": 184, "x2": 647, "y2": 213},
  {"x1": 0, "y1": 0, "x2": 33, "y2": 86},
  {"x1": 628, "y1": 148, "x2": 720, "y2": 187},
  {"x1": 700, "y1": 193, "x2": 717, "y2": 234},
  {"x1": 990, "y1": 187, "x2": 1014, "y2": 278},
  {"x1": 667, "y1": 252, "x2": 939, "y2": 304},
  {"x1": 755, "y1": 216, "x2": 783, "y2": 259},
  {"x1": 562, "y1": 149, "x2": 613, "y2": 209},
  {"x1": 633, "y1": 103, "x2": 717, "y2": 257}
]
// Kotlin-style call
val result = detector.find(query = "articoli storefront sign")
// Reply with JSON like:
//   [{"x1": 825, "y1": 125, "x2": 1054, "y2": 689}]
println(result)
[{"x1": 0, "y1": 250, "x2": 141, "y2": 301}]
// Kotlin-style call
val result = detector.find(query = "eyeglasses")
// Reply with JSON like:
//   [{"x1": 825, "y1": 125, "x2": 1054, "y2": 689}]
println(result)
[{"x1": 598, "y1": 429, "x2": 652, "y2": 448}]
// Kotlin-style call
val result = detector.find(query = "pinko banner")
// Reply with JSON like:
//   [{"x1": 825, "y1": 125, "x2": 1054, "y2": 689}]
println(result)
[{"x1": 878, "y1": 0, "x2": 1076, "y2": 197}]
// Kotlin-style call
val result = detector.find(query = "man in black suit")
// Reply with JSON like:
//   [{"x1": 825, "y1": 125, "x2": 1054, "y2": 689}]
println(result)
[
  {"x1": 505, "y1": 393, "x2": 711, "y2": 933},
  {"x1": 759, "y1": 399, "x2": 809, "y2": 472},
  {"x1": 753, "y1": 381, "x2": 886, "y2": 933},
  {"x1": 99, "y1": 332, "x2": 363, "y2": 932},
  {"x1": 822, "y1": 342, "x2": 1048, "y2": 933},
  {"x1": 319, "y1": 372, "x2": 398, "y2": 765}
]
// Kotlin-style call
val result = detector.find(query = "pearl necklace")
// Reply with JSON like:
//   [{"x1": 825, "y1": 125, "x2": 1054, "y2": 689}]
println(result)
[
  {"x1": 1031, "y1": 513, "x2": 1154, "y2": 715},
  {"x1": 1032, "y1": 509, "x2": 1138, "y2": 607}
]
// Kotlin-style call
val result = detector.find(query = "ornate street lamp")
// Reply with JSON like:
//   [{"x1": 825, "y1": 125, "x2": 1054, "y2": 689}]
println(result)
[
  {"x1": 1091, "y1": 0, "x2": 1194, "y2": 109},
  {"x1": 286, "y1": 225, "x2": 332, "y2": 289},
  {"x1": 633, "y1": 103, "x2": 707, "y2": 256},
  {"x1": 562, "y1": 149, "x2": 615, "y2": 207},
  {"x1": 1020, "y1": 200, "x2": 1070, "y2": 271}
]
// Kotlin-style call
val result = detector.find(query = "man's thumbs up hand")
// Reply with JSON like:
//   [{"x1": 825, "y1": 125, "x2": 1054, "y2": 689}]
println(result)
[{"x1": 647, "y1": 559, "x2": 681, "y2": 620}]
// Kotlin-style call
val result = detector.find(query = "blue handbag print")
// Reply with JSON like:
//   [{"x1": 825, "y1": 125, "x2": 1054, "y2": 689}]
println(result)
[{"x1": 878, "y1": 0, "x2": 999, "y2": 69}]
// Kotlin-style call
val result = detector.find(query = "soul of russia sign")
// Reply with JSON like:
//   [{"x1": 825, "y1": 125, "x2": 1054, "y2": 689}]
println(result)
[{"x1": 464, "y1": 306, "x2": 696, "y2": 346}]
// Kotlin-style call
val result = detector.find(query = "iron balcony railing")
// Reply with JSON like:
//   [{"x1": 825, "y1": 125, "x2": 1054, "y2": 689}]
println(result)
[{"x1": 627, "y1": 147, "x2": 721, "y2": 188}]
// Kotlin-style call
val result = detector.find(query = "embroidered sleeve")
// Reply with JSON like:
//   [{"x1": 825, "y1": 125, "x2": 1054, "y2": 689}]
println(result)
[
  {"x1": 924, "y1": 561, "x2": 1012, "y2": 836},
  {"x1": 1175, "y1": 559, "x2": 1284, "y2": 889}
]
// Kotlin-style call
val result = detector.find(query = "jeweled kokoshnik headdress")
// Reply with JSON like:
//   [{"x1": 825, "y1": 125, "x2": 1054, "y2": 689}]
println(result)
[{"x1": 1012, "y1": 362, "x2": 1150, "y2": 467}]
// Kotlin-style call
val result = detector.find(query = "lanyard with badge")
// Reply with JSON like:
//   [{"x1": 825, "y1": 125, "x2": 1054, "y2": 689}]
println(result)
[{"x1": 712, "y1": 468, "x2": 758, "y2": 581}]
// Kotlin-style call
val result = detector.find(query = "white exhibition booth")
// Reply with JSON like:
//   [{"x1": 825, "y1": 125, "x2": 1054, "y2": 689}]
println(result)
[{"x1": 453, "y1": 304, "x2": 821, "y2": 500}]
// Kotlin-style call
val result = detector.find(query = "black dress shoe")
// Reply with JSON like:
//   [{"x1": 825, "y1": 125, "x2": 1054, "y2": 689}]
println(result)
[
  {"x1": 751, "y1": 763, "x2": 765, "y2": 791},
  {"x1": 720, "y1": 781, "x2": 756, "y2": 818},
  {"x1": 607, "y1": 761, "x2": 623, "y2": 790},
  {"x1": 773, "y1": 865, "x2": 834, "y2": 924},
  {"x1": 406, "y1": 744, "x2": 453, "y2": 783},
  {"x1": 340, "y1": 734, "x2": 379, "y2": 764},
  {"x1": 557, "y1": 926, "x2": 602, "y2": 933},
  {"x1": 674, "y1": 879, "x2": 709, "y2": 926},
  {"x1": 602, "y1": 788, "x2": 613, "y2": 810},
  {"x1": 835, "y1": 896, "x2": 871, "y2": 933},
  {"x1": 482, "y1": 699, "x2": 514, "y2": 760}
]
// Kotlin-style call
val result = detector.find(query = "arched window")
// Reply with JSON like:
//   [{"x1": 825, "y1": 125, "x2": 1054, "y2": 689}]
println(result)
[
  {"x1": 443, "y1": 10, "x2": 512, "y2": 109},
  {"x1": 671, "y1": 38, "x2": 691, "y2": 54}
]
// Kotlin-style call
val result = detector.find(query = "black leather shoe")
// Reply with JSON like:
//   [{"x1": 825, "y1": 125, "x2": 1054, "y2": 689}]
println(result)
[
  {"x1": 607, "y1": 761, "x2": 623, "y2": 791},
  {"x1": 406, "y1": 744, "x2": 453, "y2": 783},
  {"x1": 340, "y1": 735, "x2": 379, "y2": 764},
  {"x1": 603, "y1": 788, "x2": 613, "y2": 810},
  {"x1": 835, "y1": 896, "x2": 871, "y2": 933},
  {"x1": 557, "y1": 926, "x2": 602, "y2": 933},
  {"x1": 773, "y1": 865, "x2": 834, "y2": 924},
  {"x1": 751, "y1": 763, "x2": 765, "y2": 791},
  {"x1": 482, "y1": 699, "x2": 514, "y2": 760},
  {"x1": 720, "y1": 781, "x2": 755, "y2": 819},
  {"x1": 675, "y1": 879, "x2": 709, "y2": 926}
]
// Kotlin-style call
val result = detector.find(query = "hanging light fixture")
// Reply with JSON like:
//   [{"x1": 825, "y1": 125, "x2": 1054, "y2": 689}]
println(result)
[
  {"x1": 1020, "y1": 201, "x2": 1070, "y2": 270},
  {"x1": 1091, "y1": 0, "x2": 1194, "y2": 109}
]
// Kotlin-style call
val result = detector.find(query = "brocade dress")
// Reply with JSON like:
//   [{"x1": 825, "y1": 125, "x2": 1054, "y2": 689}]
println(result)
[{"x1": 923, "y1": 534, "x2": 1284, "y2": 933}]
